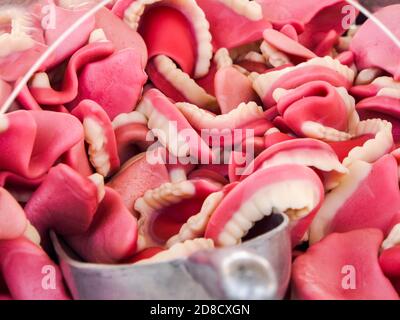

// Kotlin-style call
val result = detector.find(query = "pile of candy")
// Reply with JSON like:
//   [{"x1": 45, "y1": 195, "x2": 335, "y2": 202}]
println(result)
[{"x1": 0, "y1": 0, "x2": 400, "y2": 300}]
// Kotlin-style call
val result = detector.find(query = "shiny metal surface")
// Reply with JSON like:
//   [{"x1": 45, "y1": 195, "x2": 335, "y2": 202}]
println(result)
[{"x1": 52, "y1": 213, "x2": 291, "y2": 300}]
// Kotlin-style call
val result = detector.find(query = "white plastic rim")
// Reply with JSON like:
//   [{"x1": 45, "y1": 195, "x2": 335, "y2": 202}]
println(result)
[{"x1": 0, "y1": 0, "x2": 399, "y2": 114}]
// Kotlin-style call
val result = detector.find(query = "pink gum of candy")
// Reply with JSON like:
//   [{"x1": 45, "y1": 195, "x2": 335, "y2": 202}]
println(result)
[
  {"x1": 29, "y1": 41, "x2": 115, "y2": 106},
  {"x1": 72, "y1": 99, "x2": 121, "y2": 176},
  {"x1": 205, "y1": 164, "x2": 324, "y2": 247},
  {"x1": 108, "y1": 153, "x2": 170, "y2": 215},
  {"x1": 0, "y1": 188, "x2": 28, "y2": 240},
  {"x1": 24, "y1": 164, "x2": 100, "y2": 242},
  {"x1": 196, "y1": 0, "x2": 272, "y2": 50},
  {"x1": 292, "y1": 229, "x2": 399, "y2": 300},
  {"x1": 0, "y1": 237, "x2": 70, "y2": 300},
  {"x1": 0, "y1": 110, "x2": 83, "y2": 179},
  {"x1": 350, "y1": 5, "x2": 400, "y2": 81},
  {"x1": 310, "y1": 155, "x2": 400, "y2": 244},
  {"x1": 71, "y1": 47, "x2": 148, "y2": 120},
  {"x1": 276, "y1": 81, "x2": 351, "y2": 136},
  {"x1": 65, "y1": 187, "x2": 138, "y2": 264},
  {"x1": 214, "y1": 66, "x2": 260, "y2": 114}
]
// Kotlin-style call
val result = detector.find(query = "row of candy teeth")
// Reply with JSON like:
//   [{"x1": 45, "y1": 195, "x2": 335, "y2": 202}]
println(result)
[
  {"x1": 153, "y1": 55, "x2": 217, "y2": 110},
  {"x1": 0, "y1": 6, "x2": 35, "y2": 58},
  {"x1": 260, "y1": 40, "x2": 290, "y2": 68},
  {"x1": 217, "y1": 0, "x2": 263, "y2": 21},
  {"x1": 167, "y1": 191, "x2": 224, "y2": 247},
  {"x1": 229, "y1": 41, "x2": 262, "y2": 60},
  {"x1": 214, "y1": 48, "x2": 233, "y2": 69},
  {"x1": 309, "y1": 160, "x2": 372, "y2": 244},
  {"x1": 136, "y1": 97, "x2": 191, "y2": 158},
  {"x1": 135, "y1": 238, "x2": 214, "y2": 265},
  {"x1": 176, "y1": 101, "x2": 264, "y2": 129},
  {"x1": 301, "y1": 122, "x2": 352, "y2": 142},
  {"x1": 135, "y1": 180, "x2": 196, "y2": 216},
  {"x1": 124, "y1": 0, "x2": 213, "y2": 78},
  {"x1": 344, "y1": 119, "x2": 393, "y2": 167},
  {"x1": 83, "y1": 118, "x2": 111, "y2": 177},
  {"x1": 112, "y1": 111, "x2": 148, "y2": 129},
  {"x1": 372, "y1": 76, "x2": 400, "y2": 99},
  {"x1": 260, "y1": 149, "x2": 348, "y2": 175},
  {"x1": 218, "y1": 180, "x2": 320, "y2": 247},
  {"x1": 57, "y1": 0, "x2": 96, "y2": 10},
  {"x1": 253, "y1": 56, "x2": 356, "y2": 100},
  {"x1": 382, "y1": 224, "x2": 400, "y2": 250}
]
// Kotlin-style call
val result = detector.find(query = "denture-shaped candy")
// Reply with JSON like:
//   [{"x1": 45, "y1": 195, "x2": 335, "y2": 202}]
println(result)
[
  {"x1": 65, "y1": 187, "x2": 138, "y2": 264},
  {"x1": 351, "y1": 5, "x2": 400, "y2": 81},
  {"x1": 253, "y1": 56, "x2": 355, "y2": 108},
  {"x1": 72, "y1": 99, "x2": 120, "y2": 177},
  {"x1": 274, "y1": 81, "x2": 358, "y2": 141},
  {"x1": 0, "y1": 237, "x2": 70, "y2": 300},
  {"x1": 137, "y1": 89, "x2": 213, "y2": 160},
  {"x1": 120, "y1": 0, "x2": 213, "y2": 78},
  {"x1": 135, "y1": 179, "x2": 221, "y2": 249},
  {"x1": 310, "y1": 155, "x2": 400, "y2": 244},
  {"x1": 292, "y1": 229, "x2": 399, "y2": 300},
  {"x1": 205, "y1": 164, "x2": 324, "y2": 247},
  {"x1": 0, "y1": 110, "x2": 83, "y2": 179}
]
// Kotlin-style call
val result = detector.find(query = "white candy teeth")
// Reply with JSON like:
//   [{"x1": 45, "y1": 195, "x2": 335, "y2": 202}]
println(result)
[
  {"x1": 217, "y1": 0, "x2": 263, "y2": 21},
  {"x1": 301, "y1": 121, "x2": 352, "y2": 142},
  {"x1": 112, "y1": 111, "x2": 148, "y2": 129},
  {"x1": 0, "y1": 114, "x2": 9, "y2": 133},
  {"x1": 124, "y1": 0, "x2": 213, "y2": 78},
  {"x1": 0, "y1": 7, "x2": 34, "y2": 58},
  {"x1": 153, "y1": 55, "x2": 217, "y2": 111},
  {"x1": 135, "y1": 238, "x2": 214, "y2": 265},
  {"x1": 137, "y1": 97, "x2": 192, "y2": 158},
  {"x1": 176, "y1": 101, "x2": 264, "y2": 129},
  {"x1": 30, "y1": 72, "x2": 51, "y2": 89},
  {"x1": 355, "y1": 68, "x2": 382, "y2": 85},
  {"x1": 260, "y1": 41, "x2": 290, "y2": 68},
  {"x1": 218, "y1": 180, "x2": 320, "y2": 247},
  {"x1": 88, "y1": 28, "x2": 108, "y2": 44},
  {"x1": 344, "y1": 119, "x2": 393, "y2": 167},
  {"x1": 382, "y1": 224, "x2": 400, "y2": 250},
  {"x1": 237, "y1": 51, "x2": 266, "y2": 64},
  {"x1": 372, "y1": 76, "x2": 400, "y2": 90},
  {"x1": 169, "y1": 168, "x2": 187, "y2": 183},
  {"x1": 214, "y1": 48, "x2": 233, "y2": 70},
  {"x1": 57, "y1": 0, "x2": 96, "y2": 9},
  {"x1": 88, "y1": 173, "x2": 105, "y2": 202},
  {"x1": 166, "y1": 191, "x2": 224, "y2": 247},
  {"x1": 24, "y1": 221, "x2": 41, "y2": 246},
  {"x1": 377, "y1": 88, "x2": 400, "y2": 99},
  {"x1": 83, "y1": 118, "x2": 111, "y2": 177}
]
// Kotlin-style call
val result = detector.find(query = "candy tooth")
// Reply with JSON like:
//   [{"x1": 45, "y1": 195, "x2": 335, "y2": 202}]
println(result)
[
  {"x1": 214, "y1": 48, "x2": 233, "y2": 69},
  {"x1": 88, "y1": 173, "x2": 105, "y2": 202},
  {"x1": 88, "y1": 28, "x2": 108, "y2": 44},
  {"x1": 355, "y1": 67, "x2": 382, "y2": 85},
  {"x1": 218, "y1": 231, "x2": 240, "y2": 247},
  {"x1": 0, "y1": 114, "x2": 9, "y2": 133},
  {"x1": 377, "y1": 88, "x2": 400, "y2": 99},
  {"x1": 382, "y1": 224, "x2": 400, "y2": 250},
  {"x1": 23, "y1": 221, "x2": 41, "y2": 246},
  {"x1": 372, "y1": 76, "x2": 400, "y2": 90},
  {"x1": 30, "y1": 72, "x2": 51, "y2": 89}
]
